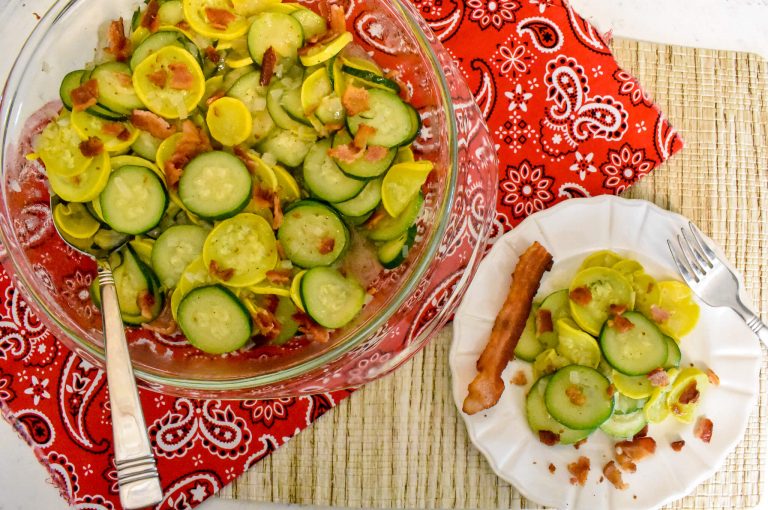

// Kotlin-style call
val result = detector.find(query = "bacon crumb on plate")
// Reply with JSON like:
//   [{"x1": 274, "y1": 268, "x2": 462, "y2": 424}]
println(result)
[
  {"x1": 610, "y1": 314, "x2": 635, "y2": 333},
  {"x1": 615, "y1": 436, "x2": 656, "y2": 472},
  {"x1": 548, "y1": 463, "x2": 556, "y2": 474},
  {"x1": 647, "y1": 368, "x2": 670, "y2": 387},
  {"x1": 670, "y1": 440, "x2": 686, "y2": 452},
  {"x1": 567, "y1": 456, "x2": 590, "y2": 486},
  {"x1": 633, "y1": 425, "x2": 649, "y2": 440},
  {"x1": 209, "y1": 260, "x2": 235, "y2": 282},
  {"x1": 71, "y1": 79, "x2": 99, "y2": 112},
  {"x1": 130, "y1": 110, "x2": 176, "y2": 139},
  {"x1": 536, "y1": 309, "x2": 553, "y2": 335},
  {"x1": 706, "y1": 368, "x2": 720, "y2": 386},
  {"x1": 603, "y1": 461, "x2": 628, "y2": 490},
  {"x1": 678, "y1": 380, "x2": 700, "y2": 404},
  {"x1": 569, "y1": 286, "x2": 592, "y2": 305},
  {"x1": 342, "y1": 84, "x2": 370, "y2": 116},
  {"x1": 573, "y1": 438, "x2": 587, "y2": 450},
  {"x1": 694, "y1": 417, "x2": 713, "y2": 443},
  {"x1": 510, "y1": 370, "x2": 527, "y2": 386},
  {"x1": 538, "y1": 430, "x2": 559, "y2": 446},
  {"x1": 650, "y1": 304, "x2": 671, "y2": 324},
  {"x1": 79, "y1": 136, "x2": 104, "y2": 157}
]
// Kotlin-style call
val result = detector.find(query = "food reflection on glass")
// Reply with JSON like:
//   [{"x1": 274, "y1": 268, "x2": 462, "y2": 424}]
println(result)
[
  {"x1": 464, "y1": 246, "x2": 717, "y2": 490},
  {"x1": 32, "y1": 0, "x2": 434, "y2": 355}
]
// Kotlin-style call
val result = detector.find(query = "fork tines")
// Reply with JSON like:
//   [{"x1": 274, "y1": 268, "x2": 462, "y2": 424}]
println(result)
[{"x1": 668, "y1": 222, "x2": 718, "y2": 284}]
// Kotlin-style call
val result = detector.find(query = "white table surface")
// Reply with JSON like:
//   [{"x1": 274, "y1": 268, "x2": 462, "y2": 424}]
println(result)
[{"x1": 1, "y1": 1, "x2": 767, "y2": 509}]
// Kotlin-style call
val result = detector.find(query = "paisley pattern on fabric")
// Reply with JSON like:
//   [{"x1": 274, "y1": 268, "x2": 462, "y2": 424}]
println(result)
[{"x1": 0, "y1": 2, "x2": 682, "y2": 510}]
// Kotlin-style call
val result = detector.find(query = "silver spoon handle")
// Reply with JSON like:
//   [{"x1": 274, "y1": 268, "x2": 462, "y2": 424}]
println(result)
[{"x1": 98, "y1": 265, "x2": 163, "y2": 509}]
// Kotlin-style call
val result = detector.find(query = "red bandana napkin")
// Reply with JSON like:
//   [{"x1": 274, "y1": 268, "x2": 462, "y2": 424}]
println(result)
[{"x1": 0, "y1": 1, "x2": 681, "y2": 508}]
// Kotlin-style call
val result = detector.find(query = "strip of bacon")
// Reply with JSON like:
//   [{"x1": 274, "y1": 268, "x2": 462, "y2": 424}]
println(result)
[
  {"x1": 205, "y1": 7, "x2": 237, "y2": 30},
  {"x1": 79, "y1": 137, "x2": 104, "y2": 157},
  {"x1": 252, "y1": 307, "x2": 281, "y2": 340},
  {"x1": 260, "y1": 47, "x2": 277, "y2": 87},
  {"x1": 141, "y1": 0, "x2": 160, "y2": 32},
  {"x1": 165, "y1": 120, "x2": 212, "y2": 186},
  {"x1": 130, "y1": 110, "x2": 176, "y2": 139},
  {"x1": 510, "y1": 370, "x2": 527, "y2": 386},
  {"x1": 265, "y1": 269, "x2": 291, "y2": 285},
  {"x1": 342, "y1": 84, "x2": 370, "y2": 116},
  {"x1": 293, "y1": 312, "x2": 331, "y2": 343},
  {"x1": 603, "y1": 461, "x2": 628, "y2": 490},
  {"x1": 569, "y1": 286, "x2": 592, "y2": 305},
  {"x1": 365, "y1": 146, "x2": 389, "y2": 162},
  {"x1": 318, "y1": 238, "x2": 336, "y2": 255},
  {"x1": 650, "y1": 304, "x2": 671, "y2": 324},
  {"x1": 694, "y1": 417, "x2": 713, "y2": 443},
  {"x1": 678, "y1": 380, "x2": 700, "y2": 404},
  {"x1": 536, "y1": 309, "x2": 554, "y2": 335},
  {"x1": 71, "y1": 79, "x2": 99, "y2": 112},
  {"x1": 209, "y1": 260, "x2": 235, "y2": 282},
  {"x1": 168, "y1": 63, "x2": 195, "y2": 90},
  {"x1": 647, "y1": 368, "x2": 670, "y2": 387},
  {"x1": 137, "y1": 290, "x2": 156, "y2": 320},
  {"x1": 329, "y1": 4, "x2": 346, "y2": 35},
  {"x1": 567, "y1": 457, "x2": 590, "y2": 486},
  {"x1": 327, "y1": 143, "x2": 364, "y2": 164},
  {"x1": 353, "y1": 124, "x2": 377, "y2": 149},
  {"x1": 142, "y1": 297, "x2": 178, "y2": 335},
  {"x1": 106, "y1": 18, "x2": 131, "y2": 62},
  {"x1": 147, "y1": 69, "x2": 168, "y2": 88},
  {"x1": 706, "y1": 368, "x2": 720, "y2": 386},
  {"x1": 538, "y1": 430, "x2": 559, "y2": 446},
  {"x1": 670, "y1": 440, "x2": 686, "y2": 452}
]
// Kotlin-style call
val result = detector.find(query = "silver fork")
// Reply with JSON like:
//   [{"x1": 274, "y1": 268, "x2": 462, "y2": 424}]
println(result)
[{"x1": 668, "y1": 222, "x2": 768, "y2": 347}]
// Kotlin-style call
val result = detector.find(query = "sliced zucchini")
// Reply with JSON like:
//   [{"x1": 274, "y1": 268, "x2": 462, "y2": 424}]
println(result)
[
  {"x1": 130, "y1": 30, "x2": 192, "y2": 70},
  {"x1": 347, "y1": 89, "x2": 414, "y2": 147},
  {"x1": 600, "y1": 409, "x2": 648, "y2": 439},
  {"x1": 569, "y1": 267, "x2": 635, "y2": 336},
  {"x1": 177, "y1": 285, "x2": 252, "y2": 354},
  {"x1": 342, "y1": 65, "x2": 400, "y2": 94},
  {"x1": 267, "y1": 81, "x2": 307, "y2": 131},
  {"x1": 544, "y1": 365, "x2": 614, "y2": 430},
  {"x1": 365, "y1": 192, "x2": 423, "y2": 242},
  {"x1": 178, "y1": 151, "x2": 252, "y2": 220},
  {"x1": 300, "y1": 267, "x2": 365, "y2": 329},
  {"x1": 100, "y1": 165, "x2": 168, "y2": 235},
  {"x1": 331, "y1": 130, "x2": 396, "y2": 179},
  {"x1": 536, "y1": 289, "x2": 572, "y2": 349},
  {"x1": 273, "y1": 296, "x2": 300, "y2": 345},
  {"x1": 614, "y1": 394, "x2": 648, "y2": 415},
  {"x1": 303, "y1": 139, "x2": 366, "y2": 202},
  {"x1": 60, "y1": 70, "x2": 86, "y2": 110},
  {"x1": 291, "y1": 7, "x2": 327, "y2": 41},
  {"x1": 278, "y1": 201, "x2": 349, "y2": 268},
  {"x1": 377, "y1": 225, "x2": 416, "y2": 270},
  {"x1": 600, "y1": 311, "x2": 668, "y2": 376},
  {"x1": 151, "y1": 225, "x2": 209, "y2": 289},
  {"x1": 113, "y1": 245, "x2": 163, "y2": 324},
  {"x1": 91, "y1": 62, "x2": 145, "y2": 115},
  {"x1": 257, "y1": 129, "x2": 315, "y2": 168},
  {"x1": 247, "y1": 12, "x2": 304, "y2": 67},
  {"x1": 227, "y1": 70, "x2": 269, "y2": 114},
  {"x1": 332, "y1": 178, "x2": 382, "y2": 217},
  {"x1": 514, "y1": 305, "x2": 544, "y2": 362},
  {"x1": 526, "y1": 375, "x2": 593, "y2": 445},
  {"x1": 663, "y1": 335, "x2": 682, "y2": 369},
  {"x1": 131, "y1": 130, "x2": 163, "y2": 161}
]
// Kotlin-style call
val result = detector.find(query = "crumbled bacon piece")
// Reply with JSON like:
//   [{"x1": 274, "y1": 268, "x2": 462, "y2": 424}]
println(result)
[
  {"x1": 536, "y1": 308, "x2": 553, "y2": 335},
  {"x1": 342, "y1": 84, "x2": 370, "y2": 116},
  {"x1": 251, "y1": 186, "x2": 273, "y2": 210},
  {"x1": 276, "y1": 240, "x2": 286, "y2": 260},
  {"x1": 573, "y1": 438, "x2": 587, "y2": 450},
  {"x1": 205, "y1": 7, "x2": 237, "y2": 30},
  {"x1": 318, "y1": 238, "x2": 336, "y2": 255},
  {"x1": 142, "y1": 298, "x2": 178, "y2": 335},
  {"x1": 205, "y1": 90, "x2": 227, "y2": 107},
  {"x1": 101, "y1": 122, "x2": 131, "y2": 140},
  {"x1": 510, "y1": 370, "x2": 527, "y2": 386},
  {"x1": 610, "y1": 314, "x2": 635, "y2": 333},
  {"x1": 548, "y1": 463, "x2": 556, "y2": 474},
  {"x1": 147, "y1": 69, "x2": 168, "y2": 88},
  {"x1": 706, "y1": 368, "x2": 720, "y2": 386},
  {"x1": 106, "y1": 18, "x2": 131, "y2": 62},
  {"x1": 650, "y1": 304, "x2": 671, "y2": 324},
  {"x1": 569, "y1": 286, "x2": 592, "y2": 305},
  {"x1": 265, "y1": 269, "x2": 291, "y2": 285},
  {"x1": 176, "y1": 20, "x2": 191, "y2": 31},
  {"x1": 271, "y1": 194, "x2": 283, "y2": 230},
  {"x1": 364, "y1": 209, "x2": 387, "y2": 229},
  {"x1": 538, "y1": 430, "x2": 559, "y2": 446},
  {"x1": 609, "y1": 304, "x2": 627, "y2": 316},
  {"x1": 678, "y1": 380, "x2": 700, "y2": 405},
  {"x1": 71, "y1": 79, "x2": 99, "y2": 112},
  {"x1": 606, "y1": 383, "x2": 616, "y2": 398},
  {"x1": 209, "y1": 260, "x2": 235, "y2": 281},
  {"x1": 260, "y1": 47, "x2": 277, "y2": 87},
  {"x1": 165, "y1": 120, "x2": 212, "y2": 187},
  {"x1": 293, "y1": 312, "x2": 331, "y2": 343},
  {"x1": 318, "y1": 0, "x2": 331, "y2": 22},
  {"x1": 137, "y1": 290, "x2": 156, "y2": 320},
  {"x1": 327, "y1": 143, "x2": 364, "y2": 164},
  {"x1": 670, "y1": 440, "x2": 686, "y2": 452},
  {"x1": 130, "y1": 110, "x2": 176, "y2": 139},
  {"x1": 353, "y1": 124, "x2": 377, "y2": 149},
  {"x1": 252, "y1": 307, "x2": 281, "y2": 340},
  {"x1": 567, "y1": 457, "x2": 590, "y2": 486},
  {"x1": 603, "y1": 461, "x2": 628, "y2": 490},
  {"x1": 141, "y1": 0, "x2": 160, "y2": 32},
  {"x1": 329, "y1": 4, "x2": 346, "y2": 34},
  {"x1": 633, "y1": 425, "x2": 649, "y2": 440},
  {"x1": 694, "y1": 417, "x2": 713, "y2": 443},
  {"x1": 615, "y1": 436, "x2": 656, "y2": 472},
  {"x1": 647, "y1": 368, "x2": 670, "y2": 387},
  {"x1": 79, "y1": 137, "x2": 104, "y2": 157},
  {"x1": 168, "y1": 62, "x2": 195, "y2": 90},
  {"x1": 233, "y1": 146, "x2": 256, "y2": 172},
  {"x1": 204, "y1": 45, "x2": 221, "y2": 63},
  {"x1": 566, "y1": 385, "x2": 586, "y2": 406},
  {"x1": 365, "y1": 146, "x2": 389, "y2": 162}
]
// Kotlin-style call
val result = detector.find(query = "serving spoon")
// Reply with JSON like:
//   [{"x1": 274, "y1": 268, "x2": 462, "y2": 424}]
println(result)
[{"x1": 50, "y1": 197, "x2": 163, "y2": 509}]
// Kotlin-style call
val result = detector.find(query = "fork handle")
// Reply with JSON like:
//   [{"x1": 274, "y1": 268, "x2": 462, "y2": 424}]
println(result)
[
  {"x1": 98, "y1": 265, "x2": 163, "y2": 509},
  {"x1": 734, "y1": 300, "x2": 768, "y2": 348}
]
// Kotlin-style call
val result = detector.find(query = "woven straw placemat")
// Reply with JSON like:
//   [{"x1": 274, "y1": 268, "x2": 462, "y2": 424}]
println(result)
[{"x1": 218, "y1": 40, "x2": 768, "y2": 509}]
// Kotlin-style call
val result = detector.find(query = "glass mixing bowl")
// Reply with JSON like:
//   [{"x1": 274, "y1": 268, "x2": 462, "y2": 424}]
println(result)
[{"x1": 0, "y1": 0, "x2": 498, "y2": 398}]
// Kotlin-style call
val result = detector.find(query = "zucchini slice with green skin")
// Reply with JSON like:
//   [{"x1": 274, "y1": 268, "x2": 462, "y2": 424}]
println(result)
[
  {"x1": 303, "y1": 139, "x2": 366, "y2": 203},
  {"x1": 663, "y1": 335, "x2": 682, "y2": 369},
  {"x1": 377, "y1": 225, "x2": 416, "y2": 270},
  {"x1": 526, "y1": 375, "x2": 593, "y2": 445},
  {"x1": 614, "y1": 393, "x2": 648, "y2": 415},
  {"x1": 346, "y1": 89, "x2": 416, "y2": 148},
  {"x1": 130, "y1": 30, "x2": 193, "y2": 70},
  {"x1": 544, "y1": 365, "x2": 614, "y2": 430},
  {"x1": 178, "y1": 151, "x2": 252, "y2": 220},
  {"x1": 151, "y1": 225, "x2": 209, "y2": 289},
  {"x1": 247, "y1": 12, "x2": 304, "y2": 67},
  {"x1": 599, "y1": 409, "x2": 648, "y2": 439},
  {"x1": 267, "y1": 81, "x2": 307, "y2": 131},
  {"x1": 291, "y1": 8, "x2": 327, "y2": 41},
  {"x1": 257, "y1": 129, "x2": 315, "y2": 168},
  {"x1": 273, "y1": 296, "x2": 300, "y2": 345},
  {"x1": 177, "y1": 285, "x2": 252, "y2": 354},
  {"x1": 536, "y1": 289, "x2": 571, "y2": 349},
  {"x1": 113, "y1": 245, "x2": 164, "y2": 325},
  {"x1": 60, "y1": 70, "x2": 86, "y2": 110},
  {"x1": 300, "y1": 267, "x2": 365, "y2": 329},
  {"x1": 365, "y1": 192, "x2": 423, "y2": 242},
  {"x1": 331, "y1": 130, "x2": 397, "y2": 180},
  {"x1": 600, "y1": 311, "x2": 668, "y2": 376},
  {"x1": 91, "y1": 61, "x2": 145, "y2": 115},
  {"x1": 514, "y1": 305, "x2": 544, "y2": 362},
  {"x1": 278, "y1": 201, "x2": 349, "y2": 268},
  {"x1": 227, "y1": 70, "x2": 270, "y2": 114},
  {"x1": 341, "y1": 65, "x2": 400, "y2": 94},
  {"x1": 131, "y1": 130, "x2": 162, "y2": 161},
  {"x1": 100, "y1": 165, "x2": 168, "y2": 235},
  {"x1": 332, "y1": 179, "x2": 382, "y2": 217}
]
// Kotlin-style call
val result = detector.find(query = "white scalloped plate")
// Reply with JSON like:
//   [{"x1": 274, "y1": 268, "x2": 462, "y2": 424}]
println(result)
[{"x1": 450, "y1": 196, "x2": 761, "y2": 510}]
